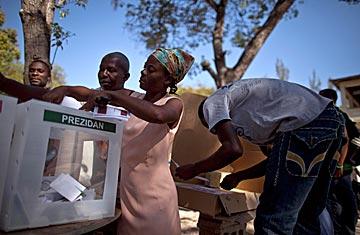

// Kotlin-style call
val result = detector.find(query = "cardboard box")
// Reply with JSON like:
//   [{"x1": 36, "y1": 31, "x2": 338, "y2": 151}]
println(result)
[
  {"x1": 0, "y1": 100, "x2": 124, "y2": 232},
  {"x1": 172, "y1": 93, "x2": 223, "y2": 167},
  {"x1": 176, "y1": 182, "x2": 259, "y2": 217},
  {"x1": 197, "y1": 211, "x2": 256, "y2": 235},
  {"x1": 0, "y1": 95, "x2": 17, "y2": 212}
]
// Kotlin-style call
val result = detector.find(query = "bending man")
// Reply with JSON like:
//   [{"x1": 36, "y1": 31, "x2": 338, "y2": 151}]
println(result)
[{"x1": 176, "y1": 78, "x2": 346, "y2": 234}]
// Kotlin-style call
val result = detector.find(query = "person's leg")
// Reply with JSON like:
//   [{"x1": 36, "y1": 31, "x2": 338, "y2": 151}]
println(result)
[
  {"x1": 293, "y1": 136, "x2": 339, "y2": 234},
  {"x1": 336, "y1": 174, "x2": 358, "y2": 235},
  {"x1": 294, "y1": 105, "x2": 345, "y2": 234},
  {"x1": 326, "y1": 179, "x2": 343, "y2": 235},
  {"x1": 254, "y1": 131, "x2": 314, "y2": 234},
  {"x1": 354, "y1": 167, "x2": 360, "y2": 211},
  {"x1": 254, "y1": 104, "x2": 344, "y2": 235},
  {"x1": 319, "y1": 208, "x2": 334, "y2": 235}
]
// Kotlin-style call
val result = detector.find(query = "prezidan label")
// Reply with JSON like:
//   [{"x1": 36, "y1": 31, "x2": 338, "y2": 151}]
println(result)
[{"x1": 43, "y1": 110, "x2": 116, "y2": 133}]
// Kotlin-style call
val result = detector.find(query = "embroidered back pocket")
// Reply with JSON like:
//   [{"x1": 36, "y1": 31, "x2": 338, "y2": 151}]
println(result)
[{"x1": 285, "y1": 124, "x2": 339, "y2": 177}]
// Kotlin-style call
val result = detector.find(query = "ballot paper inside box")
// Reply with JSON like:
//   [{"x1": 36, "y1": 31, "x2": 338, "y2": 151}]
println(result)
[
  {"x1": 0, "y1": 100, "x2": 124, "y2": 232},
  {"x1": 0, "y1": 95, "x2": 17, "y2": 214}
]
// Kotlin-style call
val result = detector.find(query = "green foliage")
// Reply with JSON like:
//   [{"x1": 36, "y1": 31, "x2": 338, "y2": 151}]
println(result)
[
  {"x1": 120, "y1": 0, "x2": 300, "y2": 51},
  {"x1": 275, "y1": 58, "x2": 289, "y2": 81},
  {"x1": 50, "y1": 64, "x2": 66, "y2": 88},
  {"x1": 0, "y1": 62, "x2": 23, "y2": 95},
  {"x1": 2, "y1": 62, "x2": 24, "y2": 83},
  {"x1": 309, "y1": 70, "x2": 322, "y2": 92},
  {"x1": 51, "y1": 23, "x2": 75, "y2": 49},
  {"x1": 51, "y1": 0, "x2": 87, "y2": 64},
  {"x1": 55, "y1": 0, "x2": 88, "y2": 18},
  {"x1": 51, "y1": 22, "x2": 75, "y2": 65},
  {"x1": 0, "y1": 9, "x2": 20, "y2": 72},
  {"x1": 0, "y1": 9, "x2": 4, "y2": 26},
  {"x1": 0, "y1": 8, "x2": 23, "y2": 85},
  {"x1": 177, "y1": 85, "x2": 214, "y2": 97},
  {"x1": 339, "y1": 0, "x2": 360, "y2": 4},
  {"x1": 231, "y1": 30, "x2": 250, "y2": 48},
  {"x1": 111, "y1": 0, "x2": 125, "y2": 9}
]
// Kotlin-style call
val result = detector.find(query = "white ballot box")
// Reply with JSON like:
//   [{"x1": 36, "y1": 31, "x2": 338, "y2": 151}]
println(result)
[
  {"x1": 0, "y1": 95, "x2": 17, "y2": 213},
  {"x1": 0, "y1": 99, "x2": 124, "y2": 232}
]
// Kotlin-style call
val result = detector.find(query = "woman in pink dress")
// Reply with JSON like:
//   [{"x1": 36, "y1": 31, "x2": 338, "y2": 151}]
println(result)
[{"x1": 82, "y1": 48, "x2": 194, "y2": 235}]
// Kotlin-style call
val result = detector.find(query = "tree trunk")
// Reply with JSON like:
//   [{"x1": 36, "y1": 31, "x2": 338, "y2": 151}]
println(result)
[
  {"x1": 203, "y1": 0, "x2": 227, "y2": 88},
  {"x1": 20, "y1": 0, "x2": 55, "y2": 84},
  {"x1": 211, "y1": 0, "x2": 227, "y2": 88},
  {"x1": 231, "y1": 0, "x2": 295, "y2": 82}
]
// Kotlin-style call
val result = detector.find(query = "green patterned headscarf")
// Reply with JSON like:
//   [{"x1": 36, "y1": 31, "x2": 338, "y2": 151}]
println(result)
[{"x1": 151, "y1": 48, "x2": 194, "y2": 84}]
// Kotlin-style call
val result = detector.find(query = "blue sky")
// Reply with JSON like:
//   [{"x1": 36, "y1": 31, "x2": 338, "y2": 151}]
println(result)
[{"x1": 1, "y1": 0, "x2": 360, "y2": 93}]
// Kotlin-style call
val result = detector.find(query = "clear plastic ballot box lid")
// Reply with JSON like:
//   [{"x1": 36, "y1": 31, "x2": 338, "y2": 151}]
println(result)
[
  {"x1": 0, "y1": 99, "x2": 124, "y2": 232},
  {"x1": 0, "y1": 95, "x2": 18, "y2": 214}
]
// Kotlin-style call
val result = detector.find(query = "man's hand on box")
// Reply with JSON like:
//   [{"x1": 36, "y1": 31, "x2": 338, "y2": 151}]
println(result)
[
  {"x1": 175, "y1": 164, "x2": 199, "y2": 180},
  {"x1": 220, "y1": 173, "x2": 240, "y2": 190}
]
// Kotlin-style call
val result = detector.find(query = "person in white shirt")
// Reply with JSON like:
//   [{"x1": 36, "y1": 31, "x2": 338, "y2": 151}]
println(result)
[{"x1": 176, "y1": 78, "x2": 347, "y2": 234}]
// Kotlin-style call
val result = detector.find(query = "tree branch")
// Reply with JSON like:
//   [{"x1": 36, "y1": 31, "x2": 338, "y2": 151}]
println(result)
[
  {"x1": 204, "y1": 0, "x2": 217, "y2": 10},
  {"x1": 201, "y1": 60, "x2": 221, "y2": 88},
  {"x1": 233, "y1": 0, "x2": 295, "y2": 80}
]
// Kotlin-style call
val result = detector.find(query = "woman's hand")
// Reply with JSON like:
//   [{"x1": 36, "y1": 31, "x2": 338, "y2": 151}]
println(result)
[
  {"x1": 80, "y1": 91, "x2": 111, "y2": 111},
  {"x1": 43, "y1": 86, "x2": 68, "y2": 104},
  {"x1": 175, "y1": 164, "x2": 200, "y2": 180}
]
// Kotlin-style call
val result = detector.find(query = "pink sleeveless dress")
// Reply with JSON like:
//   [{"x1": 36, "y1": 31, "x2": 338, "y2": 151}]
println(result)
[{"x1": 117, "y1": 92, "x2": 182, "y2": 235}]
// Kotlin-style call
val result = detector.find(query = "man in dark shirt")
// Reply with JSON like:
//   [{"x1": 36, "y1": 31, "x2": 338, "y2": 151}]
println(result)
[{"x1": 319, "y1": 88, "x2": 359, "y2": 235}]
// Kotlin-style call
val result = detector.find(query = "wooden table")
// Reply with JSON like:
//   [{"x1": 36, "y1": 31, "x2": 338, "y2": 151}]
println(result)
[{"x1": 0, "y1": 209, "x2": 121, "y2": 235}]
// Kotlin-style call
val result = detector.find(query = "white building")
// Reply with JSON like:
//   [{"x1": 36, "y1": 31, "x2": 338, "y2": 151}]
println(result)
[{"x1": 329, "y1": 74, "x2": 360, "y2": 125}]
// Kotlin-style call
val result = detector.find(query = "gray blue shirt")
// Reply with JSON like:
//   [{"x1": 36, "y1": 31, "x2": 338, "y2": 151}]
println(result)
[{"x1": 203, "y1": 78, "x2": 331, "y2": 144}]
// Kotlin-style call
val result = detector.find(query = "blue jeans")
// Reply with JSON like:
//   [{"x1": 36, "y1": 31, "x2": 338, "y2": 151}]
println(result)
[
  {"x1": 319, "y1": 208, "x2": 334, "y2": 235},
  {"x1": 254, "y1": 104, "x2": 345, "y2": 235},
  {"x1": 327, "y1": 174, "x2": 358, "y2": 235}
]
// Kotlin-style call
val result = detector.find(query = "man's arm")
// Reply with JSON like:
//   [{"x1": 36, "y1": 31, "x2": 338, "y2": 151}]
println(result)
[
  {"x1": 175, "y1": 120, "x2": 243, "y2": 180},
  {"x1": 81, "y1": 90, "x2": 183, "y2": 125},
  {"x1": 42, "y1": 86, "x2": 97, "y2": 104},
  {"x1": 0, "y1": 72, "x2": 47, "y2": 102},
  {"x1": 335, "y1": 128, "x2": 348, "y2": 177},
  {"x1": 230, "y1": 159, "x2": 268, "y2": 180},
  {"x1": 220, "y1": 159, "x2": 268, "y2": 190}
]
